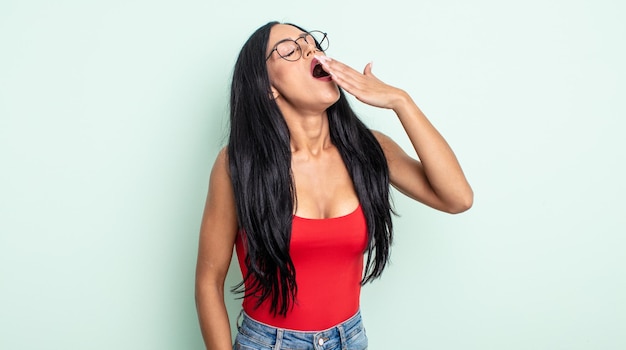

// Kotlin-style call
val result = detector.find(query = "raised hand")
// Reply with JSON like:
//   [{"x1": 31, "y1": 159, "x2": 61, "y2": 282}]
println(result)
[
  {"x1": 315, "y1": 55, "x2": 473, "y2": 214},
  {"x1": 315, "y1": 55, "x2": 408, "y2": 110}
]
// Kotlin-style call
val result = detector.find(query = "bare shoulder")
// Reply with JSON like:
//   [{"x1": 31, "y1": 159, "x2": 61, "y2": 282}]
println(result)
[
  {"x1": 203, "y1": 146, "x2": 236, "y2": 230},
  {"x1": 370, "y1": 129, "x2": 389, "y2": 145},
  {"x1": 197, "y1": 146, "x2": 237, "y2": 263},
  {"x1": 212, "y1": 146, "x2": 229, "y2": 173},
  {"x1": 208, "y1": 146, "x2": 233, "y2": 187},
  {"x1": 370, "y1": 129, "x2": 410, "y2": 164},
  {"x1": 370, "y1": 129, "x2": 393, "y2": 154}
]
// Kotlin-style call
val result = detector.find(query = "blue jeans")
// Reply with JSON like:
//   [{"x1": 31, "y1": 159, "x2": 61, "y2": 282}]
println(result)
[{"x1": 234, "y1": 310, "x2": 368, "y2": 350}]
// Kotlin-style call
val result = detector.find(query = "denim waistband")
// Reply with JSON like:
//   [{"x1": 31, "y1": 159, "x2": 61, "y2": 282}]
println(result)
[{"x1": 235, "y1": 309, "x2": 366, "y2": 349}]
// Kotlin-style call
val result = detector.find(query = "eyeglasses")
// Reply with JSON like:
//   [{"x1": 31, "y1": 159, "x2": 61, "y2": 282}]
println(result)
[{"x1": 266, "y1": 31, "x2": 329, "y2": 61}]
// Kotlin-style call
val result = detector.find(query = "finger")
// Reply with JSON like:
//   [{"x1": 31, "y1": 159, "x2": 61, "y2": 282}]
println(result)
[
  {"x1": 315, "y1": 56, "x2": 377, "y2": 99},
  {"x1": 332, "y1": 74, "x2": 360, "y2": 98},
  {"x1": 330, "y1": 63, "x2": 367, "y2": 88},
  {"x1": 316, "y1": 59, "x2": 359, "y2": 89},
  {"x1": 330, "y1": 68, "x2": 362, "y2": 92},
  {"x1": 316, "y1": 55, "x2": 361, "y2": 78},
  {"x1": 322, "y1": 64, "x2": 356, "y2": 91},
  {"x1": 363, "y1": 62, "x2": 382, "y2": 83},
  {"x1": 363, "y1": 62, "x2": 372, "y2": 76}
]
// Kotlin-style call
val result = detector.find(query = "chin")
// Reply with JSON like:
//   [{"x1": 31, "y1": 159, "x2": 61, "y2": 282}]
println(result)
[{"x1": 322, "y1": 85, "x2": 341, "y2": 106}]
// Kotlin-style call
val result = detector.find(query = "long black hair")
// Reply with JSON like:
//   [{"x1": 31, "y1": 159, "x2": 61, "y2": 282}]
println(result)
[{"x1": 229, "y1": 21, "x2": 393, "y2": 317}]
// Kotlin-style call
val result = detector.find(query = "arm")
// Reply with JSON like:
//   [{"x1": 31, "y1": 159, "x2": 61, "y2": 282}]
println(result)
[
  {"x1": 316, "y1": 56, "x2": 473, "y2": 213},
  {"x1": 195, "y1": 148, "x2": 239, "y2": 349}
]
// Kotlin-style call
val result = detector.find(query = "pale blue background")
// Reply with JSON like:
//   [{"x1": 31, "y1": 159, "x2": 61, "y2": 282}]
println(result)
[{"x1": 1, "y1": 0, "x2": 624, "y2": 349}]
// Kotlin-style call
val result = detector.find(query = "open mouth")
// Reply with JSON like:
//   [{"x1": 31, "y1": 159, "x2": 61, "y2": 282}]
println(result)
[{"x1": 311, "y1": 59, "x2": 330, "y2": 79}]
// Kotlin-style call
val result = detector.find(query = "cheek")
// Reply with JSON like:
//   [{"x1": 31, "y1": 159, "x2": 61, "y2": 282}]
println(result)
[{"x1": 268, "y1": 68, "x2": 299, "y2": 94}]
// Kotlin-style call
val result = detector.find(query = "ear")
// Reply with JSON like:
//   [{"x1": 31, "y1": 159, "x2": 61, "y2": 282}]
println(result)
[{"x1": 270, "y1": 86, "x2": 281, "y2": 100}]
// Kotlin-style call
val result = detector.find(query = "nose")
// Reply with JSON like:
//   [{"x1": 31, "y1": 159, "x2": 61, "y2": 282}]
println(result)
[{"x1": 300, "y1": 35, "x2": 318, "y2": 58}]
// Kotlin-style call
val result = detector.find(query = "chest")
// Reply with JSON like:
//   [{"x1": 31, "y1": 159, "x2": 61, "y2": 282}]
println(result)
[
  {"x1": 291, "y1": 150, "x2": 358, "y2": 219},
  {"x1": 290, "y1": 205, "x2": 368, "y2": 260}
]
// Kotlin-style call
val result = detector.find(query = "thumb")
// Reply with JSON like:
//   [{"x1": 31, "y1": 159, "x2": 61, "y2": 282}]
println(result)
[{"x1": 363, "y1": 61, "x2": 373, "y2": 76}]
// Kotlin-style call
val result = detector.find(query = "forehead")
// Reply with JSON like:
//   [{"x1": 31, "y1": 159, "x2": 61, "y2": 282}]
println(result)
[{"x1": 268, "y1": 24, "x2": 306, "y2": 47}]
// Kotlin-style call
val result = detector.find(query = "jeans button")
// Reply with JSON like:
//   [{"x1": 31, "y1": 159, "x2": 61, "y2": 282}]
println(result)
[{"x1": 318, "y1": 337, "x2": 324, "y2": 346}]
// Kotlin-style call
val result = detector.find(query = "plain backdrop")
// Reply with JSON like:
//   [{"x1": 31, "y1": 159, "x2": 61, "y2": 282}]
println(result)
[{"x1": 1, "y1": 0, "x2": 624, "y2": 349}]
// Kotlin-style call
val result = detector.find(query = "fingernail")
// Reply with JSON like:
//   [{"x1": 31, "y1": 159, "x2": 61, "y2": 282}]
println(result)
[{"x1": 315, "y1": 55, "x2": 332, "y2": 64}]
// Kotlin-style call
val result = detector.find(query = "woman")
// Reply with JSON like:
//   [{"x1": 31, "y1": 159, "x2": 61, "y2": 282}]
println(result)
[{"x1": 195, "y1": 21, "x2": 472, "y2": 350}]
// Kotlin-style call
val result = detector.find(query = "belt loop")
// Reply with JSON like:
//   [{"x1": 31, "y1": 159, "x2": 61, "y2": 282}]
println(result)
[
  {"x1": 273, "y1": 329, "x2": 284, "y2": 350},
  {"x1": 236, "y1": 309, "x2": 244, "y2": 330},
  {"x1": 338, "y1": 323, "x2": 348, "y2": 350}
]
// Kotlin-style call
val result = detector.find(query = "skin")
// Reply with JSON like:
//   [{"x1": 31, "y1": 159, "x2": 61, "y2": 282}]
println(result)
[{"x1": 195, "y1": 24, "x2": 473, "y2": 350}]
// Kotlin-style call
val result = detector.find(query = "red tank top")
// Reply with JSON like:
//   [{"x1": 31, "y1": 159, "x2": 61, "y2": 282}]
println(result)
[{"x1": 235, "y1": 204, "x2": 368, "y2": 331}]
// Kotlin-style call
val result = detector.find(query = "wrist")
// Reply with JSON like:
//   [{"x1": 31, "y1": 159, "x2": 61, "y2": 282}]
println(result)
[{"x1": 390, "y1": 89, "x2": 412, "y2": 112}]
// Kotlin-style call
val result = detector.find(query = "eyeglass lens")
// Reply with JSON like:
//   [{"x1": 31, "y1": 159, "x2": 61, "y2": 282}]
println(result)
[{"x1": 275, "y1": 31, "x2": 328, "y2": 61}]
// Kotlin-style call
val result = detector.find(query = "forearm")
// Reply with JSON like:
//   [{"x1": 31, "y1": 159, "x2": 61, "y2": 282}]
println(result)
[
  {"x1": 315, "y1": 56, "x2": 472, "y2": 211},
  {"x1": 392, "y1": 91, "x2": 473, "y2": 210},
  {"x1": 195, "y1": 284, "x2": 233, "y2": 350}
]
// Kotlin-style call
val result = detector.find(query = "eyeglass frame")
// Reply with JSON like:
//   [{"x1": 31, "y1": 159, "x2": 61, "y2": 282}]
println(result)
[{"x1": 265, "y1": 30, "x2": 329, "y2": 61}]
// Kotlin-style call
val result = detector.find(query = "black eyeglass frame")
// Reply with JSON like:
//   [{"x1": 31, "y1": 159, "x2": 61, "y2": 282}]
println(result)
[{"x1": 265, "y1": 30, "x2": 329, "y2": 61}]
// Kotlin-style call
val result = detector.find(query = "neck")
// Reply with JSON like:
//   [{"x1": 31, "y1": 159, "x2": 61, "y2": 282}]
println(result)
[{"x1": 282, "y1": 110, "x2": 332, "y2": 156}]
